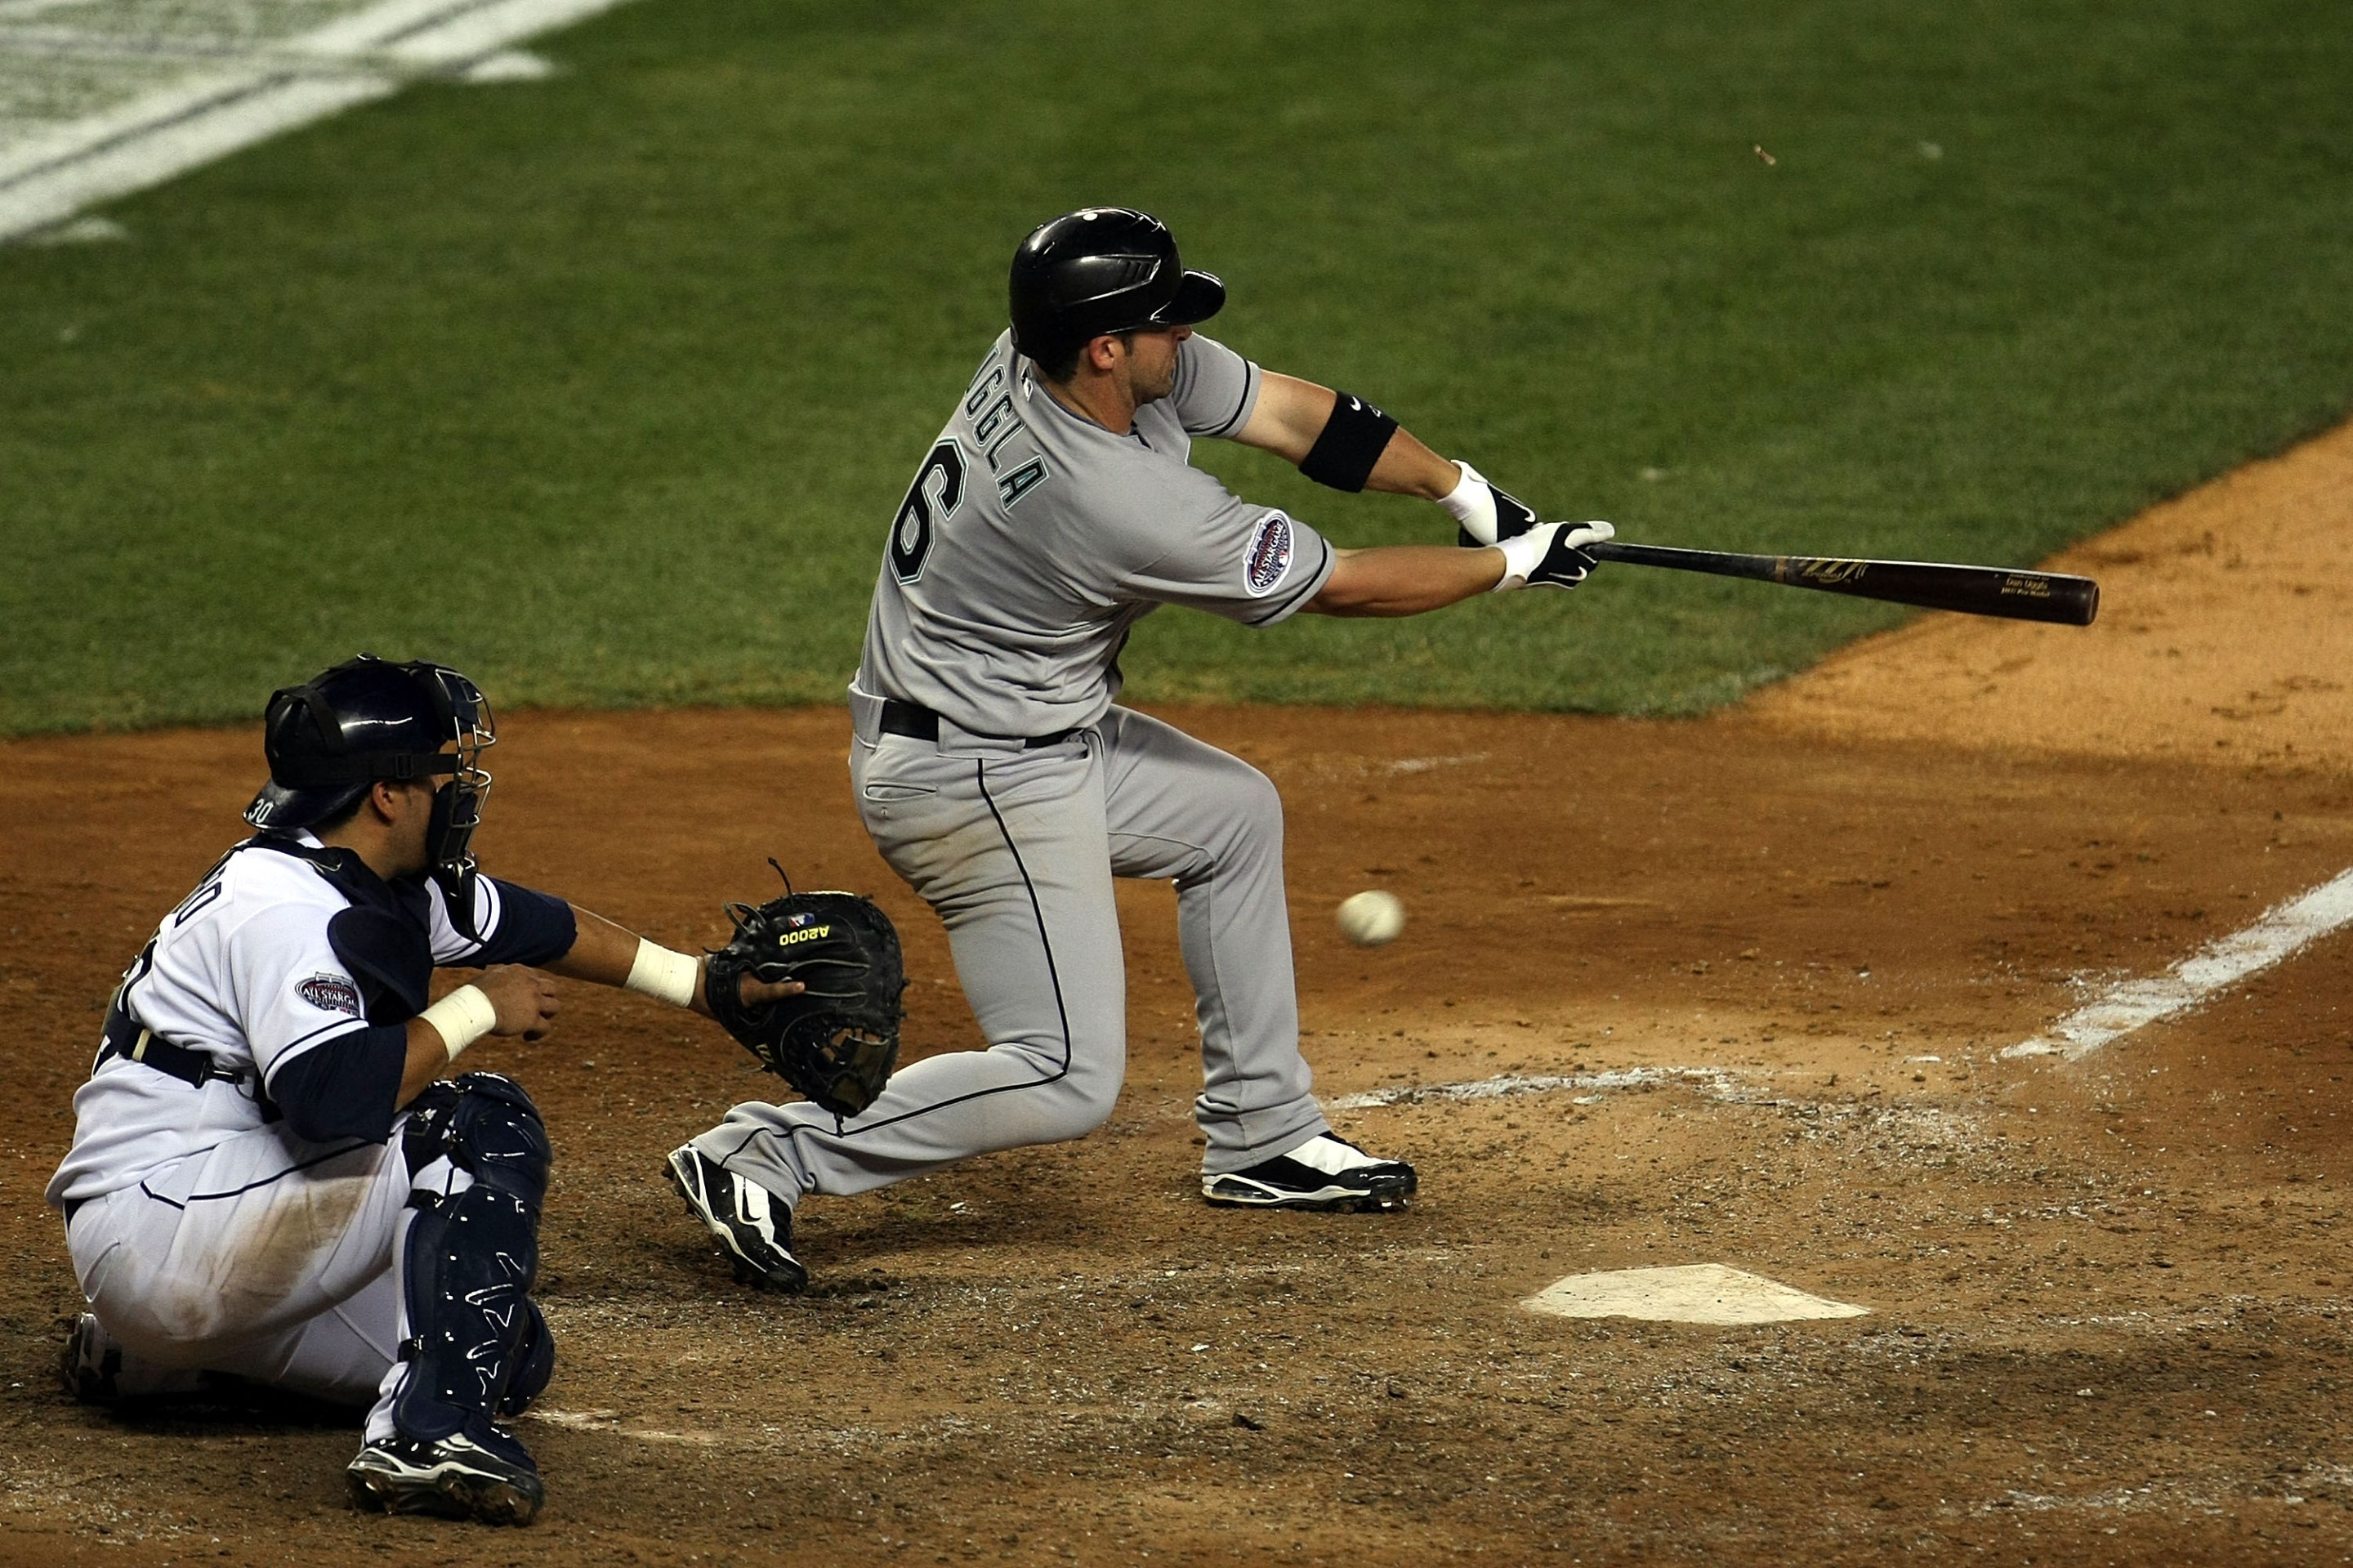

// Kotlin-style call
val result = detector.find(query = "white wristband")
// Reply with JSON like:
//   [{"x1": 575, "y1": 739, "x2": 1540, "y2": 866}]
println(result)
[
  {"x1": 419, "y1": 984, "x2": 498, "y2": 1063},
  {"x1": 1437, "y1": 460, "x2": 1499, "y2": 543},
  {"x1": 625, "y1": 939, "x2": 702, "y2": 1008}
]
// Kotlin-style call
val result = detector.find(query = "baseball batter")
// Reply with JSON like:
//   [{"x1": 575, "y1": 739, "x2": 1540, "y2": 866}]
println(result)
[
  {"x1": 668, "y1": 208, "x2": 1608, "y2": 1290},
  {"x1": 49, "y1": 656, "x2": 796, "y2": 1526}
]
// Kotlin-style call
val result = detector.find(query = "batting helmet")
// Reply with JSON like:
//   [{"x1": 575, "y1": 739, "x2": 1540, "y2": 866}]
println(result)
[
  {"x1": 1007, "y1": 207, "x2": 1226, "y2": 367},
  {"x1": 244, "y1": 654, "x2": 495, "y2": 874}
]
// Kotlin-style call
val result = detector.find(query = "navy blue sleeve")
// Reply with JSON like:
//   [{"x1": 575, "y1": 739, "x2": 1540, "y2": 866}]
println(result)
[
  {"x1": 269, "y1": 1025, "x2": 409, "y2": 1144},
  {"x1": 467, "y1": 879, "x2": 578, "y2": 968}
]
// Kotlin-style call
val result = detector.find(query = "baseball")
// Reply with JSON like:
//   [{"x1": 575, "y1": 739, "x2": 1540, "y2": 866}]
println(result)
[{"x1": 1336, "y1": 890, "x2": 1406, "y2": 946}]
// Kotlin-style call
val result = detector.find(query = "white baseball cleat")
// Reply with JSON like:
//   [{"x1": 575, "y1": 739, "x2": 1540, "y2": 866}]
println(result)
[{"x1": 1202, "y1": 1132, "x2": 1418, "y2": 1213}]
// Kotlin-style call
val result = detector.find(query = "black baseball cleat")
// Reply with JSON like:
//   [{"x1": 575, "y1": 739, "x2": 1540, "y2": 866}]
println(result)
[
  {"x1": 1202, "y1": 1132, "x2": 1418, "y2": 1213},
  {"x1": 346, "y1": 1419, "x2": 545, "y2": 1526},
  {"x1": 61, "y1": 1312, "x2": 217, "y2": 1405},
  {"x1": 665, "y1": 1143, "x2": 809, "y2": 1293}
]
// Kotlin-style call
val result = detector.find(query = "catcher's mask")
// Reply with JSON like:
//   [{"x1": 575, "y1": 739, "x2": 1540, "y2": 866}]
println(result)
[{"x1": 244, "y1": 654, "x2": 496, "y2": 879}]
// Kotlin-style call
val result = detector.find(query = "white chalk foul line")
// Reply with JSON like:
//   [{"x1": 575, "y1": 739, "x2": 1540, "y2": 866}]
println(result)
[
  {"x1": 527, "y1": 1408, "x2": 721, "y2": 1445},
  {"x1": 1325, "y1": 1066, "x2": 1747, "y2": 1112},
  {"x1": 1328, "y1": 869, "x2": 2353, "y2": 1087},
  {"x1": 2003, "y1": 866, "x2": 2353, "y2": 1061},
  {"x1": 0, "y1": 0, "x2": 633, "y2": 243}
]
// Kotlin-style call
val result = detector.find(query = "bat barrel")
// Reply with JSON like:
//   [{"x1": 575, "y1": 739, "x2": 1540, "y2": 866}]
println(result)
[{"x1": 1586, "y1": 541, "x2": 2099, "y2": 627}]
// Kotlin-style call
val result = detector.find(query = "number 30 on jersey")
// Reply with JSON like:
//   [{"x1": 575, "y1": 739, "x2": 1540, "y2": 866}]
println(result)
[{"x1": 890, "y1": 440, "x2": 967, "y2": 585}]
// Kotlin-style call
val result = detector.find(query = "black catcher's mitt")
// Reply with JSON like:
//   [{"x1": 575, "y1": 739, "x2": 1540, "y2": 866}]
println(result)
[{"x1": 706, "y1": 889, "x2": 906, "y2": 1117}]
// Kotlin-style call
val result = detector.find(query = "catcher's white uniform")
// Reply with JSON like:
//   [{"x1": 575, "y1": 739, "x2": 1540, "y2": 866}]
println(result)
[{"x1": 51, "y1": 833, "x2": 570, "y2": 1427}]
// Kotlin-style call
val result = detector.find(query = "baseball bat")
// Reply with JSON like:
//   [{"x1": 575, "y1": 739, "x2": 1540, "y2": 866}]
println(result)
[{"x1": 1586, "y1": 540, "x2": 2099, "y2": 626}]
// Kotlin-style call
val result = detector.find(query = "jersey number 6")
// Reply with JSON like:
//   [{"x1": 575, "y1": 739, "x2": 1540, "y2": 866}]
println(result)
[{"x1": 890, "y1": 439, "x2": 968, "y2": 585}]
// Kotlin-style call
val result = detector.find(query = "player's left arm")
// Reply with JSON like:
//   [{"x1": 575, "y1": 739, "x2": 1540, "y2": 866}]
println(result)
[
  {"x1": 1231, "y1": 372, "x2": 1547, "y2": 547},
  {"x1": 541, "y1": 906, "x2": 797, "y2": 1019},
  {"x1": 1229, "y1": 374, "x2": 1611, "y2": 616},
  {"x1": 1230, "y1": 373, "x2": 1461, "y2": 499},
  {"x1": 432, "y1": 873, "x2": 799, "y2": 1018}
]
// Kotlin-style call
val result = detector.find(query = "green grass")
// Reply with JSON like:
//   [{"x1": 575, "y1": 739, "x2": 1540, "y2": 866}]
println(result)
[{"x1": 6, "y1": 0, "x2": 2351, "y2": 731}]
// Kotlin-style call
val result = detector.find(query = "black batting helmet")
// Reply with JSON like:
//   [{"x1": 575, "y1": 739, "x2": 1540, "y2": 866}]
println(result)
[
  {"x1": 1007, "y1": 207, "x2": 1226, "y2": 367},
  {"x1": 244, "y1": 655, "x2": 495, "y2": 873}
]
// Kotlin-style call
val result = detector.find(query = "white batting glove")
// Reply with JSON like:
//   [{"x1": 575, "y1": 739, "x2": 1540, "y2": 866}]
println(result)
[
  {"x1": 1437, "y1": 460, "x2": 1542, "y2": 547},
  {"x1": 1492, "y1": 520, "x2": 1614, "y2": 592}
]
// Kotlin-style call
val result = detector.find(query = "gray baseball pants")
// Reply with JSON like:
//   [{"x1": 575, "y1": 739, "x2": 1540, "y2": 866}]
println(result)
[{"x1": 693, "y1": 701, "x2": 1332, "y2": 1204}]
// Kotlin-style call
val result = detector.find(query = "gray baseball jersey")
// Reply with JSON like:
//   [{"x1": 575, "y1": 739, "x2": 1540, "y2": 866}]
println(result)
[{"x1": 855, "y1": 330, "x2": 1336, "y2": 735}]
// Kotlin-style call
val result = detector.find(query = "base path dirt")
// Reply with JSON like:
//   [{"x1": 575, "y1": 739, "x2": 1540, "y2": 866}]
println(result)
[
  {"x1": 3, "y1": 424, "x2": 2350, "y2": 1566},
  {"x1": 1745, "y1": 418, "x2": 2353, "y2": 771}
]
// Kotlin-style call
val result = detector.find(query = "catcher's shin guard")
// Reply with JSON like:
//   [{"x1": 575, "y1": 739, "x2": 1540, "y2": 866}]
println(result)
[
  {"x1": 498, "y1": 1299, "x2": 553, "y2": 1418},
  {"x1": 404, "y1": 1071, "x2": 551, "y2": 1208},
  {"x1": 395, "y1": 1074, "x2": 551, "y2": 1439}
]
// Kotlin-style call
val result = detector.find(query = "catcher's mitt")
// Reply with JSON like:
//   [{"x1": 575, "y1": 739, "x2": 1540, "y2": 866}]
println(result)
[{"x1": 705, "y1": 889, "x2": 906, "y2": 1117}]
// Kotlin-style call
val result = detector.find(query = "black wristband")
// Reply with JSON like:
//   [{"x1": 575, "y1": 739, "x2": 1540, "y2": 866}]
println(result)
[{"x1": 1298, "y1": 391, "x2": 1399, "y2": 493}]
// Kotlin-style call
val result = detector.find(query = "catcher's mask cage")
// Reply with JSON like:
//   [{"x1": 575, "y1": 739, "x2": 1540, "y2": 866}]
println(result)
[{"x1": 243, "y1": 654, "x2": 496, "y2": 879}]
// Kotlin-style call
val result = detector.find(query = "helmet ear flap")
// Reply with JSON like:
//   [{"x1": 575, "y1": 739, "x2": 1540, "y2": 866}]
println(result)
[
  {"x1": 261, "y1": 682, "x2": 344, "y2": 775},
  {"x1": 247, "y1": 679, "x2": 368, "y2": 829}
]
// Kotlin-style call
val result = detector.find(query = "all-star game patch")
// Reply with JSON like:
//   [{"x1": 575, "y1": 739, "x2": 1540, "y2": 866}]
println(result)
[
  {"x1": 297, "y1": 973, "x2": 364, "y2": 1016},
  {"x1": 1245, "y1": 511, "x2": 1295, "y2": 597}
]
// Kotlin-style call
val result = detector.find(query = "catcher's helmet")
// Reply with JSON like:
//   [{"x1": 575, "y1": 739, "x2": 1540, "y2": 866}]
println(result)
[
  {"x1": 1007, "y1": 207, "x2": 1226, "y2": 367},
  {"x1": 243, "y1": 655, "x2": 495, "y2": 874}
]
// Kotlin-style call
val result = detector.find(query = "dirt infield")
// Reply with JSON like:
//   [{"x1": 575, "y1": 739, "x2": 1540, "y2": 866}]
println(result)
[{"x1": 5, "y1": 424, "x2": 2351, "y2": 1566}]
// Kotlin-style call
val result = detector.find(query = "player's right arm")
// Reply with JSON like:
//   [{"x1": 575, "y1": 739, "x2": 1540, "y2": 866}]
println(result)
[
  {"x1": 1303, "y1": 544, "x2": 1507, "y2": 617},
  {"x1": 1303, "y1": 520, "x2": 1614, "y2": 615},
  {"x1": 398, "y1": 965, "x2": 559, "y2": 1106}
]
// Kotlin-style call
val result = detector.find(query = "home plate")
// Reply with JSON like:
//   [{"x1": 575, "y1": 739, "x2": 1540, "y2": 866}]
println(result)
[{"x1": 1524, "y1": 1264, "x2": 1869, "y2": 1325}]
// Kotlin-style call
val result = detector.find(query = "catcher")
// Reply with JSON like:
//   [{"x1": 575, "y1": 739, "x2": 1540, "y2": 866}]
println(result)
[{"x1": 48, "y1": 655, "x2": 798, "y2": 1527}]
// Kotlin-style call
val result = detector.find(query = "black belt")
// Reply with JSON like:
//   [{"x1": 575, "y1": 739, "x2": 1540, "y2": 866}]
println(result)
[
  {"x1": 94, "y1": 1005, "x2": 252, "y2": 1093},
  {"x1": 878, "y1": 699, "x2": 1081, "y2": 751}
]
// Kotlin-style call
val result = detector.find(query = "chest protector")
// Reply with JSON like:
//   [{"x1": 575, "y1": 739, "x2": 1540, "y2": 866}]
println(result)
[{"x1": 248, "y1": 833, "x2": 451, "y2": 1025}]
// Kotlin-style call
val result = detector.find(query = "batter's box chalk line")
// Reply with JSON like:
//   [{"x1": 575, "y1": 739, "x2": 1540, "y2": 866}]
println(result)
[
  {"x1": 2003, "y1": 864, "x2": 2353, "y2": 1061},
  {"x1": 1323, "y1": 1065, "x2": 1748, "y2": 1113},
  {"x1": 525, "y1": 1409, "x2": 721, "y2": 1446},
  {"x1": 1524, "y1": 1264, "x2": 1869, "y2": 1325}
]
